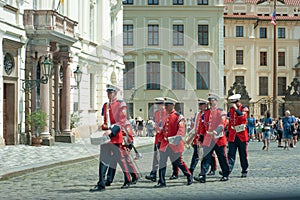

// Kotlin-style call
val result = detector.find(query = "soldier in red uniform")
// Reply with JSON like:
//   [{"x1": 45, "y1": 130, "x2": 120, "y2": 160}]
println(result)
[
  {"x1": 194, "y1": 93, "x2": 230, "y2": 183},
  {"x1": 189, "y1": 98, "x2": 208, "y2": 175},
  {"x1": 227, "y1": 94, "x2": 249, "y2": 178},
  {"x1": 105, "y1": 121, "x2": 139, "y2": 186},
  {"x1": 90, "y1": 84, "x2": 131, "y2": 192},
  {"x1": 154, "y1": 97, "x2": 192, "y2": 188},
  {"x1": 145, "y1": 97, "x2": 179, "y2": 182}
]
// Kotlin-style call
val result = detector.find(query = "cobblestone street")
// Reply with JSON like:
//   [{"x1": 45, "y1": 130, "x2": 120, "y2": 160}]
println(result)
[{"x1": 1, "y1": 141, "x2": 300, "y2": 200}]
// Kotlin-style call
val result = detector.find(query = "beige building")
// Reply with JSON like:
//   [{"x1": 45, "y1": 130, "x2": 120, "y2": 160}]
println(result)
[
  {"x1": 123, "y1": 0, "x2": 225, "y2": 120},
  {"x1": 224, "y1": 0, "x2": 300, "y2": 118}
]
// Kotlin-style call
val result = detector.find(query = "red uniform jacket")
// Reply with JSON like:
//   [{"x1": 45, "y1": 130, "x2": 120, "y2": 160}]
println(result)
[
  {"x1": 228, "y1": 105, "x2": 249, "y2": 142},
  {"x1": 101, "y1": 98, "x2": 127, "y2": 144},
  {"x1": 153, "y1": 108, "x2": 167, "y2": 144},
  {"x1": 201, "y1": 105, "x2": 227, "y2": 147},
  {"x1": 193, "y1": 111, "x2": 204, "y2": 145},
  {"x1": 159, "y1": 109, "x2": 186, "y2": 153}
]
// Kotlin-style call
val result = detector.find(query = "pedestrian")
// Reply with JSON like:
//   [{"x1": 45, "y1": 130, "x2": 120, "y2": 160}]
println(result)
[
  {"x1": 282, "y1": 110, "x2": 296, "y2": 150},
  {"x1": 154, "y1": 97, "x2": 192, "y2": 188},
  {"x1": 276, "y1": 117, "x2": 284, "y2": 148},
  {"x1": 136, "y1": 116, "x2": 144, "y2": 136},
  {"x1": 90, "y1": 84, "x2": 131, "y2": 192},
  {"x1": 261, "y1": 111, "x2": 272, "y2": 151},
  {"x1": 189, "y1": 98, "x2": 208, "y2": 176},
  {"x1": 247, "y1": 114, "x2": 256, "y2": 141},
  {"x1": 194, "y1": 93, "x2": 230, "y2": 183},
  {"x1": 146, "y1": 118, "x2": 155, "y2": 137},
  {"x1": 227, "y1": 94, "x2": 249, "y2": 178}
]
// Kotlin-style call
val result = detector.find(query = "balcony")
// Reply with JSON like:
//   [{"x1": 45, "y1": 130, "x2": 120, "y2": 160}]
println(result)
[{"x1": 23, "y1": 10, "x2": 78, "y2": 45}]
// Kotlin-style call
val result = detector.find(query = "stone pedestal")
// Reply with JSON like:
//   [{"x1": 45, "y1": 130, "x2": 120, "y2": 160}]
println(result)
[
  {"x1": 42, "y1": 137, "x2": 55, "y2": 146},
  {"x1": 283, "y1": 101, "x2": 300, "y2": 116},
  {"x1": 55, "y1": 134, "x2": 75, "y2": 143}
]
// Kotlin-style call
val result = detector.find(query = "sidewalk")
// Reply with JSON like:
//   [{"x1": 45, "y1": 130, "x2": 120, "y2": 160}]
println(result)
[{"x1": 0, "y1": 136, "x2": 154, "y2": 180}]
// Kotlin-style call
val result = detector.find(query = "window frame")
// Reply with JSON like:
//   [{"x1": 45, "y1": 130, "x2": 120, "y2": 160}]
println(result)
[
  {"x1": 146, "y1": 61, "x2": 160, "y2": 90},
  {"x1": 123, "y1": 24, "x2": 134, "y2": 46},
  {"x1": 259, "y1": 77, "x2": 268, "y2": 96},
  {"x1": 198, "y1": 25, "x2": 209, "y2": 46},
  {"x1": 196, "y1": 61, "x2": 210, "y2": 90},
  {"x1": 123, "y1": 62, "x2": 135, "y2": 90},
  {"x1": 236, "y1": 50, "x2": 243, "y2": 65},
  {"x1": 148, "y1": 24, "x2": 159, "y2": 46},
  {"x1": 236, "y1": 26, "x2": 244, "y2": 37},
  {"x1": 173, "y1": 24, "x2": 184, "y2": 46},
  {"x1": 172, "y1": 61, "x2": 185, "y2": 90}
]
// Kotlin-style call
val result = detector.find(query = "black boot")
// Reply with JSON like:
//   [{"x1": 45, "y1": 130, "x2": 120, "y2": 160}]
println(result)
[
  {"x1": 106, "y1": 167, "x2": 116, "y2": 186},
  {"x1": 90, "y1": 162, "x2": 108, "y2": 192},
  {"x1": 145, "y1": 171, "x2": 157, "y2": 182}
]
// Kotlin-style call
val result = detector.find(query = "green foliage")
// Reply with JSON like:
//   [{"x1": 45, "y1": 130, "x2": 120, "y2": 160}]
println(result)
[
  {"x1": 26, "y1": 110, "x2": 47, "y2": 135},
  {"x1": 70, "y1": 112, "x2": 81, "y2": 129}
]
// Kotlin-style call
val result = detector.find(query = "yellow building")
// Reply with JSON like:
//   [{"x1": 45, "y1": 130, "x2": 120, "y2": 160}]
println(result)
[
  {"x1": 123, "y1": 0, "x2": 224, "y2": 120},
  {"x1": 224, "y1": 0, "x2": 300, "y2": 118}
]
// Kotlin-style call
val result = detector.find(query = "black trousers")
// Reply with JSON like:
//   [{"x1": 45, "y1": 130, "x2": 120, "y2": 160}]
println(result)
[
  {"x1": 200, "y1": 142, "x2": 230, "y2": 177},
  {"x1": 106, "y1": 149, "x2": 139, "y2": 183},
  {"x1": 97, "y1": 143, "x2": 131, "y2": 187},
  {"x1": 158, "y1": 146, "x2": 191, "y2": 185},
  {"x1": 228, "y1": 137, "x2": 248, "y2": 174}
]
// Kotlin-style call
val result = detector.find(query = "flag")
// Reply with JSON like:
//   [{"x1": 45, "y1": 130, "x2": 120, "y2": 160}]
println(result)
[{"x1": 271, "y1": 9, "x2": 276, "y2": 25}]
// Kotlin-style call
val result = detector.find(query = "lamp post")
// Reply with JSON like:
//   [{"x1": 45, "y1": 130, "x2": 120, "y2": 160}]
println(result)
[
  {"x1": 73, "y1": 66, "x2": 82, "y2": 114},
  {"x1": 22, "y1": 56, "x2": 53, "y2": 90}
]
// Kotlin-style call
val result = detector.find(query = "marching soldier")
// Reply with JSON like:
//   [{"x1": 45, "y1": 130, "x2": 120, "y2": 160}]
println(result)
[
  {"x1": 189, "y1": 98, "x2": 208, "y2": 175},
  {"x1": 105, "y1": 121, "x2": 139, "y2": 186},
  {"x1": 154, "y1": 97, "x2": 193, "y2": 188},
  {"x1": 145, "y1": 97, "x2": 179, "y2": 182},
  {"x1": 227, "y1": 94, "x2": 249, "y2": 178},
  {"x1": 194, "y1": 93, "x2": 230, "y2": 183},
  {"x1": 90, "y1": 84, "x2": 131, "y2": 192}
]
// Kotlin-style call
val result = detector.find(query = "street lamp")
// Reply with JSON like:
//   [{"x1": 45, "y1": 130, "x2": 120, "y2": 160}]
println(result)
[
  {"x1": 73, "y1": 65, "x2": 82, "y2": 88},
  {"x1": 73, "y1": 66, "x2": 82, "y2": 115},
  {"x1": 22, "y1": 56, "x2": 53, "y2": 90}
]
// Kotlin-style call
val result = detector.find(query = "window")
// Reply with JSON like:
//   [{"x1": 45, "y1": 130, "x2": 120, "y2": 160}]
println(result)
[
  {"x1": 148, "y1": 25, "x2": 159, "y2": 45},
  {"x1": 278, "y1": 52, "x2": 285, "y2": 66},
  {"x1": 173, "y1": 25, "x2": 184, "y2": 46},
  {"x1": 224, "y1": 76, "x2": 226, "y2": 95},
  {"x1": 198, "y1": 0, "x2": 208, "y2": 5},
  {"x1": 260, "y1": 52, "x2": 267, "y2": 66},
  {"x1": 172, "y1": 61, "x2": 185, "y2": 90},
  {"x1": 278, "y1": 28, "x2": 285, "y2": 38},
  {"x1": 123, "y1": 0, "x2": 133, "y2": 4},
  {"x1": 224, "y1": 50, "x2": 225, "y2": 65},
  {"x1": 175, "y1": 103, "x2": 184, "y2": 114},
  {"x1": 148, "y1": 0, "x2": 159, "y2": 5},
  {"x1": 123, "y1": 62, "x2": 135, "y2": 90},
  {"x1": 196, "y1": 62, "x2": 210, "y2": 90},
  {"x1": 236, "y1": 26, "x2": 243, "y2": 37},
  {"x1": 278, "y1": 77, "x2": 286, "y2": 96},
  {"x1": 198, "y1": 25, "x2": 209, "y2": 45},
  {"x1": 259, "y1": 27, "x2": 267, "y2": 38},
  {"x1": 127, "y1": 103, "x2": 134, "y2": 119},
  {"x1": 147, "y1": 62, "x2": 160, "y2": 90},
  {"x1": 223, "y1": 26, "x2": 225, "y2": 37},
  {"x1": 235, "y1": 76, "x2": 244, "y2": 85},
  {"x1": 173, "y1": 0, "x2": 184, "y2": 5},
  {"x1": 236, "y1": 50, "x2": 243, "y2": 65},
  {"x1": 259, "y1": 77, "x2": 268, "y2": 96},
  {"x1": 123, "y1": 24, "x2": 133, "y2": 46},
  {"x1": 148, "y1": 103, "x2": 155, "y2": 119},
  {"x1": 89, "y1": 5, "x2": 95, "y2": 41},
  {"x1": 90, "y1": 74, "x2": 95, "y2": 109}
]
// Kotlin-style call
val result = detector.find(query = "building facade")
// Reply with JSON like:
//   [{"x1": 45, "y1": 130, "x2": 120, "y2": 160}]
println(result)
[
  {"x1": 224, "y1": 0, "x2": 300, "y2": 118},
  {"x1": 123, "y1": 0, "x2": 225, "y2": 120},
  {"x1": 0, "y1": 0, "x2": 123, "y2": 145}
]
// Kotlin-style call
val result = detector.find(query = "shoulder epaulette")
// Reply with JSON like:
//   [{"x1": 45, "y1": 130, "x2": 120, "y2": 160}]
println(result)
[
  {"x1": 175, "y1": 112, "x2": 180, "y2": 116},
  {"x1": 117, "y1": 99, "x2": 124, "y2": 102},
  {"x1": 217, "y1": 108, "x2": 224, "y2": 111}
]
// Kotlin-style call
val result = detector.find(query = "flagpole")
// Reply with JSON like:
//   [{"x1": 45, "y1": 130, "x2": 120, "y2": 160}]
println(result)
[{"x1": 272, "y1": 0, "x2": 278, "y2": 118}]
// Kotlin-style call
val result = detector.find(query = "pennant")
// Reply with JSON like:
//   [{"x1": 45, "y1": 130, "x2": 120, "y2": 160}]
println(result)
[{"x1": 271, "y1": 9, "x2": 276, "y2": 26}]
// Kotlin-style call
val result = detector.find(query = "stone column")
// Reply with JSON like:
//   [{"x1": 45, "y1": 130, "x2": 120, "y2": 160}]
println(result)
[
  {"x1": 52, "y1": 52, "x2": 61, "y2": 135},
  {"x1": 55, "y1": 47, "x2": 74, "y2": 143}
]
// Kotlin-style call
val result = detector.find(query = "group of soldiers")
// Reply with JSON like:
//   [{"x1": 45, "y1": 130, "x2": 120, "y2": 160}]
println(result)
[{"x1": 90, "y1": 84, "x2": 249, "y2": 192}]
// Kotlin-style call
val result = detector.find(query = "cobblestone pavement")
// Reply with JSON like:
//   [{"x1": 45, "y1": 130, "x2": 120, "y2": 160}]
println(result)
[{"x1": 1, "y1": 140, "x2": 300, "y2": 200}]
